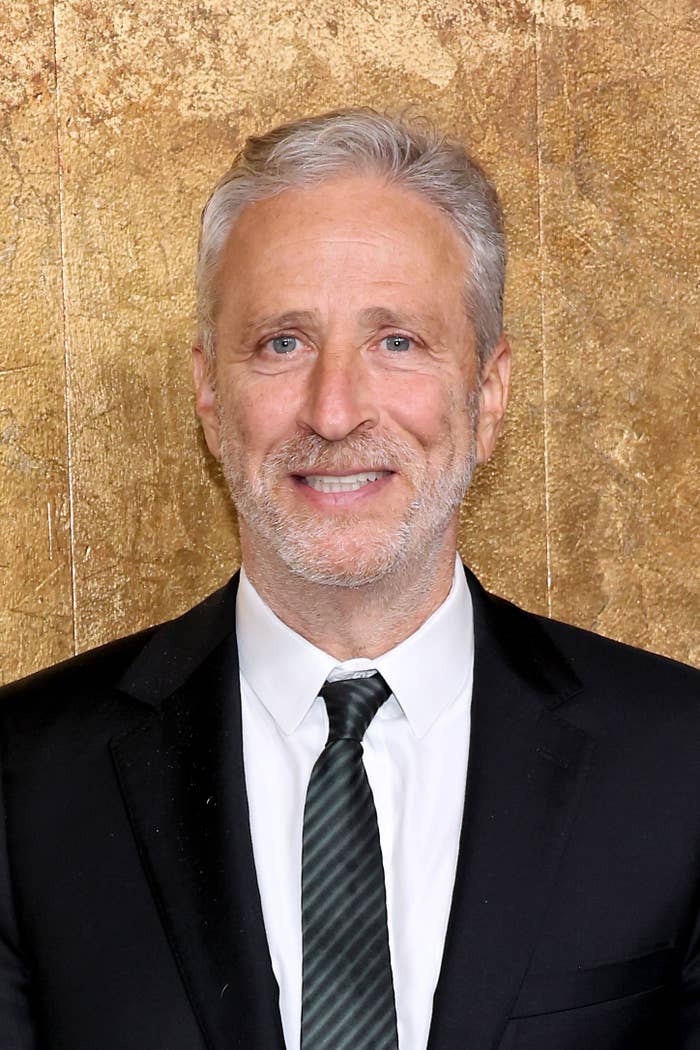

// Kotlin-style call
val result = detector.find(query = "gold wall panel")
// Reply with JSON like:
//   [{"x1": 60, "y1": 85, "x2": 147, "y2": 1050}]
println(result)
[
  {"x1": 1, "y1": 0, "x2": 696, "y2": 683},
  {"x1": 537, "y1": 0, "x2": 699, "y2": 664},
  {"x1": 0, "y1": 1, "x2": 74, "y2": 680}
]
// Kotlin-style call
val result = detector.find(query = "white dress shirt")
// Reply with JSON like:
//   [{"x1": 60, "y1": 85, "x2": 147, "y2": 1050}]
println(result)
[{"x1": 236, "y1": 556, "x2": 474, "y2": 1050}]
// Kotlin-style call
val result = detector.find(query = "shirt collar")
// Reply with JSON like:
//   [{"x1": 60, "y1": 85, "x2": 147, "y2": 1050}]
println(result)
[{"x1": 235, "y1": 555, "x2": 473, "y2": 740}]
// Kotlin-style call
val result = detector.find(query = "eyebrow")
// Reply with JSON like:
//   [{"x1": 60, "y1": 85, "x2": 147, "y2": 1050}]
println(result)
[
  {"x1": 357, "y1": 306, "x2": 441, "y2": 331},
  {"x1": 241, "y1": 306, "x2": 441, "y2": 338},
  {"x1": 241, "y1": 311, "x2": 319, "y2": 339}
]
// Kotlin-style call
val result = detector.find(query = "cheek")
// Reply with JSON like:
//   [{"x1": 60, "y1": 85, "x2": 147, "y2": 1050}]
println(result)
[
  {"x1": 386, "y1": 375, "x2": 464, "y2": 449},
  {"x1": 221, "y1": 379, "x2": 299, "y2": 454}
]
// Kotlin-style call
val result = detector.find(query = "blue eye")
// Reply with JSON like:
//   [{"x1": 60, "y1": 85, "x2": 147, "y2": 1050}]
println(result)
[
  {"x1": 382, "y1": 335, "x2": 412, "y2": 352},
  {"x1": 270, "y1": 335, "x2": 299, "y2": 354}
]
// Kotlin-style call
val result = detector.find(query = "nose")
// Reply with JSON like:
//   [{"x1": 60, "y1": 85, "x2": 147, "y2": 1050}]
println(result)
[{"x1": 297, "y1": 345, "x2": 379, "y2": 441}]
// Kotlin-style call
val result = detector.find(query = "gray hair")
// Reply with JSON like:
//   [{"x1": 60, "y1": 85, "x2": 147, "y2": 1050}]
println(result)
[{"x1": 196, "y1": 108, "x2": 506, "y2": 369}]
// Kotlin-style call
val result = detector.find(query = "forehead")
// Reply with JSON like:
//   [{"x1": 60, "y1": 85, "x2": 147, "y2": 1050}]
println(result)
[{"x1": 215, "y1": 174, "x2": 470, "y2": 317}]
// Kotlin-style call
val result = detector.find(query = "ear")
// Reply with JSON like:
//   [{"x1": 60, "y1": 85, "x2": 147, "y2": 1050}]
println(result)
[
  {"x1": 192, "y1": 345, "x2": 221, "y2": 461},
  {"x1": 475, "y1": 335, "x2": 511, "y2": 464}
]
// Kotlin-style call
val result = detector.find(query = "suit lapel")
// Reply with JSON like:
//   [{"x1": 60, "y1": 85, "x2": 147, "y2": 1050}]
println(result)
[
  {"x1": 111, "y1": 578, "x2": 285, "y2": 1050},
  {"x1": 427, "y1": 569, "x2": 596, "y2": 1050}
]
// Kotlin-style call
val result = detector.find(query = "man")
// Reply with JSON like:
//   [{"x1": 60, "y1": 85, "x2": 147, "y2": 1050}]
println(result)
[{"x1": 0, "y1": 109, "x2": 698, "y2": 1050}]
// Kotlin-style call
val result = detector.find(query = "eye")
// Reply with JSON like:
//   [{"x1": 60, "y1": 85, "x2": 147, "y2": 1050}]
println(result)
[
  {"x1": 268, "y1": 335, "x2": 300, "y2": 355},
  {"x1": 381, "y1": 334, "x2": 412, "y2": 353}
]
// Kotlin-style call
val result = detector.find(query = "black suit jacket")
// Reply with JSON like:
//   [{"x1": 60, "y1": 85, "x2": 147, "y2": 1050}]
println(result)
[{"x1": 0, "y1": 566, "x2": 698, "y2": 1050}]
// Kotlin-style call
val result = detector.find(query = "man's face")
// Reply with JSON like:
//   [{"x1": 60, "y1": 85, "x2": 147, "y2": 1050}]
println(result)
[{"x1": 194, "y1": 174, "x2": 509, "y2": 587}]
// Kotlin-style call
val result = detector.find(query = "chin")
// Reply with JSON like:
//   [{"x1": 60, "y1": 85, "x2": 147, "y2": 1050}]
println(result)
[
  {"x1": 268, "y1": 524, "x2": 416, "y2": 590},
  {"x1": 282, "y1": 557, "x2": 397, "y2": 589}
]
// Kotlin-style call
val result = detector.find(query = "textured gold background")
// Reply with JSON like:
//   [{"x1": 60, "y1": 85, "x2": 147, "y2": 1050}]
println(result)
[{"x1": 1, "y1": 0, "x2": 698, "y2": 683}]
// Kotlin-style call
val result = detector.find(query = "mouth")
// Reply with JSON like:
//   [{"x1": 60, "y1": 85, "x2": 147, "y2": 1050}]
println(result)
[{"x1": 295, "y1": 470, "x2": 393, "y2": 494}]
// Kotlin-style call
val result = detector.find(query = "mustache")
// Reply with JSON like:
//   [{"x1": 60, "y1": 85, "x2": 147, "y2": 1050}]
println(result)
[{"x1": 261, "y1": 432, "x2": 423, "y2": 475}]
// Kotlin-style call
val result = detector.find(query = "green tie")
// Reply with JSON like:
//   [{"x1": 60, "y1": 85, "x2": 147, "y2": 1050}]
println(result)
[{"x1": 301, "y1": 673, "x2": 399, "y2": 1050}]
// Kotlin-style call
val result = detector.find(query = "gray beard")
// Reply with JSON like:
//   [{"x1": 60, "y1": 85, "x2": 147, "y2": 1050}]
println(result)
[{"x1": 218, "y1": 406, "x2": 478, "y2": 589}]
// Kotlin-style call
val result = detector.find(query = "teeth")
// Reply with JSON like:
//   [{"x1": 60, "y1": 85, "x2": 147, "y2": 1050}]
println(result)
[{"x1": 303, "y1": 471, "x2": 390, "y2": 493}]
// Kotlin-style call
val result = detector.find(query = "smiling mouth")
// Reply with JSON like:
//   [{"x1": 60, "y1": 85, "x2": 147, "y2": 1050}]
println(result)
[{"x1": 299, "y1": 471, "x2": 392, "y2": 493}]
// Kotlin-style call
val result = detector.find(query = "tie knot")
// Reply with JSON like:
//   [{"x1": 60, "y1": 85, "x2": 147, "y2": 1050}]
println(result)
[{"x1": 320, "y1": 673, "x2": 392, "y2": 743}]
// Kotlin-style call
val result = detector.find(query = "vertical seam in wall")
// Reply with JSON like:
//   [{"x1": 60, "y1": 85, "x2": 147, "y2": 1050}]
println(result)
[
  {"x1": 50, "y1": 0, "x2": 79, "y2": 655},
  {"x1": 534, "y1": 13, "x2": 553, "y2": 618}
]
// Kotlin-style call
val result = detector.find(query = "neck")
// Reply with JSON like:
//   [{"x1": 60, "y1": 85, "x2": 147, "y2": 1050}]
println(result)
[{"x1": 239, "y1": 533, "x2": 459, "y2": 661}]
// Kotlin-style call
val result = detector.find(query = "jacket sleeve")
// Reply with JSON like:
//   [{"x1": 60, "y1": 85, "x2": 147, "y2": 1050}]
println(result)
[
  {"x1": 680, "y1": 887, "x2": 700, "y2": 1049},
  {"x1": 0, "y1": 751, "x2": 39, "y2": 1049}
]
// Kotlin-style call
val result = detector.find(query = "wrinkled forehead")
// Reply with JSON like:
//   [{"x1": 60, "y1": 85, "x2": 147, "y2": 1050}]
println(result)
[{"x1": 214, "y1": 173, "x2": 472, "y2": 321}]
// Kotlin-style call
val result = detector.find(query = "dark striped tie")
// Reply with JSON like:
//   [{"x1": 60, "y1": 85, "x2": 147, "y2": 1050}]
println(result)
[{"x1": 301, "y1": 673, "x2": 399, "y2": 1050}]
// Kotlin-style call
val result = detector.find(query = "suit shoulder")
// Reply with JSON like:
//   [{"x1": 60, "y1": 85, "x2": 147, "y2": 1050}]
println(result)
[
  {"x1": 468, "y1": 558, "x2": 698, "y2": 708},
  {"x1": 0, "y1": 626, "x2": 159, "y2": 731},
  {"x1": 484, "y1": 590, "x2": 699, "y2": 733},
  {"x1": 0, "y1": 580, "x2": 236, "y2": 729},
  {"x1": 530, "y1": 607, "x2": 698, "y2": 692},
  {"x1": 481, "y1": 580, "x2": 695, "y2": 676}
]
